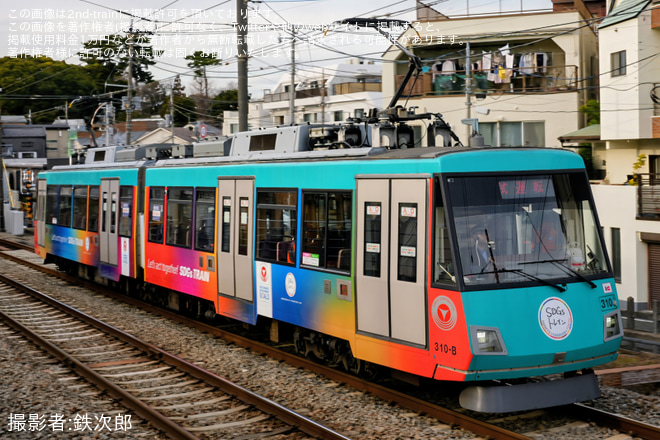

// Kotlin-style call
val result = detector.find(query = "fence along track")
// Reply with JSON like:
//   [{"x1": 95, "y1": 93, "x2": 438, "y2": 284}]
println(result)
[{"x1": 0, "y1": 273, "x2": 350, "y2": 440}]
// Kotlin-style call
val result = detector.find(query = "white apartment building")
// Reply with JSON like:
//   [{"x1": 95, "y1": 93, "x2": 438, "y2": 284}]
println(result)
[
  {"x1": 591, "y1": 0, "x2": 660, "y2": 309},
  {"x1": 262, "y1": 59, "x2": 384, "y2": 127}
]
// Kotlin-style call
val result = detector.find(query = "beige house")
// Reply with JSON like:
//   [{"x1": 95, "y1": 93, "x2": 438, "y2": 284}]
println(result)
[
  {"x1": 133, "y1": 127, "x2": 197, "y2": 145},
  {"x1": 381, "y1": 3, "x2": 602, "y2": 147}
]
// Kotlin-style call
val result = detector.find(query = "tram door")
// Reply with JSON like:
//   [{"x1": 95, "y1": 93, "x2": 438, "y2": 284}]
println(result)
[
  {"x1": 356, "y1": 178, "x2": 428, "y2": 346},
  {"x1": 217, "y1": 178, "x2": 254, "y2": 302},
  {"x1": 36, "y1": 179, "x2": 46, "y2": 248},
  {"x1": 100, "y1": 178, "x2": 119, "y2": 266}
]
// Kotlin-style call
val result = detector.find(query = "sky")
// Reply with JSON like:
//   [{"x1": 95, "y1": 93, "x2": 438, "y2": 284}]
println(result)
[{"x1": 1, "y1": 0, "x2": 553, "y2": 97}]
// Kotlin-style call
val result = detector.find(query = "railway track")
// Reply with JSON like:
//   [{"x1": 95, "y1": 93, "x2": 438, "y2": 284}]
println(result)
[
  {"x1": 0, "y1": 271, "x2": 349, "y2": 440},
  {"x1": 3, "y1": 235, "x2": 660, "y2": 439}
]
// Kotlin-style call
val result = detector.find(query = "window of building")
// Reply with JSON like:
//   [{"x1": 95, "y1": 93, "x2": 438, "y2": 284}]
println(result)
[
  {"x1": 148, "y1": 187, "x2": 165, "y2": 243},
  {"x1": 166, "y1": 187, "x2": 194, "y2": 248},
  {"x1": 354, "y1": 108, "x2": 365, "y2": 119},
  {"x1": 303, "y1": 113, "x2": 315, "y2": 123},
  {"x1": 88, "y1": 186, "x2": 100, "y2": 232},
  {"x1": 481, "y1": 121, "x2": 545, "y2": 147},
  {"x1": 611, "y1": 50, "x2": 626, "y2": 77},
  {"x1": 195, "y1": 188, "x2": 216, "y2": 252},
  {"x1": 302, "y1": 191, "x2": 352, "y2": 272},
  {"x1": 256, "y1": 190, "x2": 297, "y2": 264},
  {"x1": 611, "y1": 227, "x2": 621, "y2": 282},
  {"x1": 118, "y1": 186, "x2": 133, "y2": 237},
  {"x1": 72, "y1": 186, "x2": 88, "y2": 230},
  {"x1": 334, "y1": 111, "x2": 344, "y2": 122}
]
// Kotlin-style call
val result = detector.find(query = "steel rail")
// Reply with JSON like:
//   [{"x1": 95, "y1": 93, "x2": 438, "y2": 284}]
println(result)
[
  {"x1": 0, "y1": 249, "x2": 530, "y2": 440},
  {"x1": 569, "y1": 403, "x2": 660, "y2": 440},
  {"x1": 0, "y1": 273, "x2": 351, "y2": 440},
  {"x1": 0, "y1": 292, "x2": 200, "y2": 440}
]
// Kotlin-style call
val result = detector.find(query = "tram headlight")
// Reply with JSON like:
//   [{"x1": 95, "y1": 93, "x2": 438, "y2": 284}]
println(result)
[
  {"x1": 604, "y1": 311, "x2": 622, "y2": 341},
  {"x1": 470, "y1": 326, "x2": 507, "y2": 355}
]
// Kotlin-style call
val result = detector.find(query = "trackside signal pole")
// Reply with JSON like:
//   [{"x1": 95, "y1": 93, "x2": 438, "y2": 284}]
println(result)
[{"x1": 237, "y1": 0, "x2": 249, "y2": 132}]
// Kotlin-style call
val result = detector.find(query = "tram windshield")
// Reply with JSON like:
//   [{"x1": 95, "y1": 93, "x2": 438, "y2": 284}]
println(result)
[{"x1": 443, "y1": 172, "x2": 610, "y2": 289}]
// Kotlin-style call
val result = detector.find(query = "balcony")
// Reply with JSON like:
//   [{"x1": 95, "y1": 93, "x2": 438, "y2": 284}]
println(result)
[
  {"x1": 264, "y1": 88, "x2": 326, "y2": 103},
  {"x1": 635, "y1": 173, "x2": 660, "y2": 220},
  {"x1": 332, "y1": 82, "x2": 381, "y2": 94},
  {"x1": 263, "y1": 81, "x2": 382, "y2": 103},
  {"x1": 395, "y1": 65, "x2": 578, "y2": 97}
]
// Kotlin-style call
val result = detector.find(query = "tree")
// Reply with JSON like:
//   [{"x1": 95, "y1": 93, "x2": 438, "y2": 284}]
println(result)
[
  {"x1": 159, "y1": 75, "x2": 197, "y2": 126},
  {"x1": 211, "y1": 88, "x2": 240, "y2": 122},
  {"x1": 579, "y1": 99, "x2": 600, "y2": 126},
  {"x1": 135, "y1": 82, "x2": 167, "y2": 118},
  {"x1": 78, "y1": 34, "x2": 162, "y2": 94},
  {"x1": 0, "y1": 56, "x2": 96, "y2": 123},
  {"x1": 577, "y1": 99, "x2": 600, "y2": 179},
  {"x1": 185, "y1": 51, "x2": 222, "y2": 121}
]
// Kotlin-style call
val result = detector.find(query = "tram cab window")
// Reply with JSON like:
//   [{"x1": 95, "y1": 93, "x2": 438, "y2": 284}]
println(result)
[
  {"x1": 195, "y1": 188, "x2": 216, "y2": 252},
  {"x1": 73, "y1": 186, "x2": 88, "y2": 230},
  {"x1": 166, "y1": 187, "x2": 194, "y2": 248},
  {"x1": 445, "y1": 173, "x2": 609, "y2": 289},
  {"x1": 58, "y1": 186, "x2": 72, "y2": 228},
  {"x1": 88, "y1": 186, "x2": 100, "y2": 232},
  {"x1": 432, "y1": 178, "x2": 456, "y2": 285},
  {"x1": 256, "y1": 190, "x2": 297, "y2": 264},
  {"x1": 118, "y1": 186, "x2": 133, "y2": 238},
  {"x1": 148, "y1": 187, "x2": 165, "y2": 243},
  {"x1": 301, "y1": 191, "x2": 352, "y2": 272}
]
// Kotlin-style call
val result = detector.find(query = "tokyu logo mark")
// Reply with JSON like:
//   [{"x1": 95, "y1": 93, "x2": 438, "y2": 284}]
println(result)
[{"x1": 431, "y1": 296, "x2": 457, "y2": 331}]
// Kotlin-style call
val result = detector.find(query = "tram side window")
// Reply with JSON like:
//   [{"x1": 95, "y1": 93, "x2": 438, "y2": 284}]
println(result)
[
  {"x1": 88, "y1": 186, "x2": 100, "y2": 232},
  {"x1": 166, "y1": 187, "x2": 193, "y2": 248},
  {"x1": 363, "y1": 202, "x2": 382, "y2": 277},
  {"x1": 302, "y1": 191, "x2": 352, "y2": 272},
  {"x1": 118, "y1": 186, "x2": 133, "y2": 238},
  {"x1": 195, "y1": 188, "x2": 216, "y2": 252},
  {"x1": 256, "y1": 190, "x2": 297, "y2": 264},
  {"x1": 398, "y1": 203, "x2": 418, "y2": 282},
  {"x1": 45, "y1": 185, "x2": 59, "y2": 225},
  {"x1": 148, "y1": 187, "x2": 165, "y2": 243},
  {"x1": 58, "y1": 186, "x2": 72, "y2": 228},
  {"x1": 72, "y1": 186, "x2": 88, "y2": 230},
  {"x1": 432, "y1": 178, "x2": 456, "y2": 285}
]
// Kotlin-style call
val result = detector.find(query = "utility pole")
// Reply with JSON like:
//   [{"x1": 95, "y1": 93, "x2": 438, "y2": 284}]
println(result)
[
  {"x1": 465, "y1": 41, "x2": 472, "y2": 140},
  {"x1": 321, "y1": 69, "x2": 325, "y2": 126},
  {"x1": 125, "y1": 23, "x2": 134, "y2": 145},
  {"x1": 237, "y1": 0, "x2": 248, "y2": 132},
  {"x1": 289, "y1": 29, "x2": 296, "y2": 124},
  {"x1": 170, "y1": 81, "x2": 175, "y2": 143}
]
